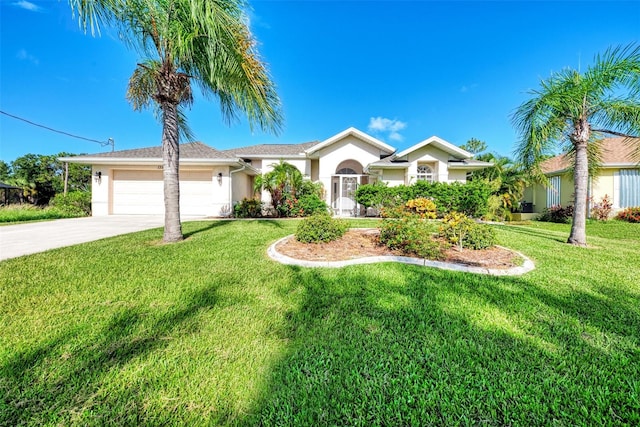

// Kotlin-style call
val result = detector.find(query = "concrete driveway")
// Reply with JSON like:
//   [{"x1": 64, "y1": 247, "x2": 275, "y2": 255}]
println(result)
[{"x1": 0, "y1": 215, "x2": 197, "y2": 261}]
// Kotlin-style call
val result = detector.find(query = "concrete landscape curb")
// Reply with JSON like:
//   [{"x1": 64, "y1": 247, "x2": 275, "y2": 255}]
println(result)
[{"x1": 267, "y1": 236, "x2": 535, "y2": 276}]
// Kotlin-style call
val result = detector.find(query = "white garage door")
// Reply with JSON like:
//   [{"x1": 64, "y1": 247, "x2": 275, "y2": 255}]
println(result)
[{"x1": 112, "y1": 170, "x2": 213, "y2": 215}]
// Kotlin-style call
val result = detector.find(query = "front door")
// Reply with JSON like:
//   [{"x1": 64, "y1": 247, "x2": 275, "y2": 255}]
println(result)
[{"x1": 332, "y1": 175, "x2": 360, "y2": 216}]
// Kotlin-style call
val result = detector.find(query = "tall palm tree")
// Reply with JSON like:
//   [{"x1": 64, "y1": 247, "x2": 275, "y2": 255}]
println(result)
[
  {"x1": 512, "y1": 44, "x2": 640, "y2": 246},
  {"x1": 69, "y1": 0, "x2": 283, "y2": 242}
]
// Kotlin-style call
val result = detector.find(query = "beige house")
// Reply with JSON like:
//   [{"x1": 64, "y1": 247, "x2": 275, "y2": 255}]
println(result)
[
  {"x1": 62, "y1": 127, "x2": 491, "y2": 217},
  {"x1": 522, "y1": 138, "x2": 640, "y2": 215}
]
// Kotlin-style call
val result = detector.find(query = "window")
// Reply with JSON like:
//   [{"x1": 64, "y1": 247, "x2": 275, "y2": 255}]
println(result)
[
  {"x1": 619, "y1": 169, "x2": 640, "y2": 208},
  {"x1": 547, "y1": 176, "x2": 561, "y2": 207},
  {"x1": 417, "y1": 165, "x2": 434, "y2": 182},
  {"x1": 336, "y1": 167, "x2": 357, "y2": 175}
]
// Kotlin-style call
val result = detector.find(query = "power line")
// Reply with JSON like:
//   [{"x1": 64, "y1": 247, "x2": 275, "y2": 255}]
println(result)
[{"x1": 0, "y1": 110, "x2": 114, "y2": 150}]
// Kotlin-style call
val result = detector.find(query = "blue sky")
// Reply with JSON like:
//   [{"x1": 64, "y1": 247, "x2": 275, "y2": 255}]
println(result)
[{"x1": 1, "y1": 0, "x2": 639, "y2": 163}]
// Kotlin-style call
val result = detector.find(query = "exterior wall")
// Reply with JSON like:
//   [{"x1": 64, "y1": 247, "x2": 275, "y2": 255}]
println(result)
[
  {"x1": 404, "y1": 145, "x2": 458, "y2": 183},
  {"x1": 525, "y1": 169, "x2": 630, "y2": 215},
  {"x1": 310, "y1": 159, "x2": 319, "y2": 181},
  {"x1": 447, "y1": 170, "x2": 468, "y2": 182},
  {"x1": 381, "y1": 169, "x2": 406, "y2": 187},
  {"x1": 315, "y1": 135, "x2": 389, "y2": 206},
  {"x1": 592, "y1": 169, "x2": 616, "y2": 208},
  {"x1": 559, "y1": 174, "x2": 573, "y2": 207},
  {"x1": 526, "y1": 174, "x2": 572, "y2": 214},
  {"x1": 229, "y1": 168, "x2": 254, "y2": 217},
  {"x1": 261, "y1": 158, "x2": 309, "y2": 177},
  {"x1": 91, "y1": 166, "x2": 110, "y2": 216}
]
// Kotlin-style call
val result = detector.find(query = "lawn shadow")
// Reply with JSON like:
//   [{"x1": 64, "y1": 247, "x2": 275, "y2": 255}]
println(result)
[
  {"x1": 0, "y1": 285, "x2": 219, "y2": 426},
  {"x1": 182, "y1": 219, "x2": 232, "y2": 238},
  {"x1": 243, "y1": 263, "x2": 640, "y2": 425},
  {"x1": 497, "y1": 224, "x2": 568, "y2": 243}
]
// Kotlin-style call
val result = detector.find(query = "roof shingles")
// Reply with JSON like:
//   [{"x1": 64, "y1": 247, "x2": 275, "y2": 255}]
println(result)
[
  {"x1": 541, "y1": 137, "x2": 640, "y2": 173},
  {"x1": 75, "y1": 142, "x2": 233, "y2": 159},
  {"x1": 221, "y1": 141, "x2": 319, "y2": 157}
]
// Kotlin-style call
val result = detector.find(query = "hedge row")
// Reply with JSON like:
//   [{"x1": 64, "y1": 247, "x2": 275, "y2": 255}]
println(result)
[{"x1": 355, "y1": 180, "x2": 492, "y2": 218}]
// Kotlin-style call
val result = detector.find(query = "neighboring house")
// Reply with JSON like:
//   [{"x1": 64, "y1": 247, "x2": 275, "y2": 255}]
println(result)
[
  {"x1": 522, "y1": 138, "x2": 640, "y2": 215},
  {"x1": 61, "y1": 127, "x2": 492, "y2": 217}
]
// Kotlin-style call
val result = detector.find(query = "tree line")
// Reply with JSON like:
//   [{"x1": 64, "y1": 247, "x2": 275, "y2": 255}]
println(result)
[{"x1": 0, "y1": 154, "x2": 91, "y2": 205}]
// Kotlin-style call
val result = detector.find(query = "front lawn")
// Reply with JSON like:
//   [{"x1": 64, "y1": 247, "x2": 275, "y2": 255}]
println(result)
[{"x1": 1, "y1": 219, "x2": 638, "y2": 425}]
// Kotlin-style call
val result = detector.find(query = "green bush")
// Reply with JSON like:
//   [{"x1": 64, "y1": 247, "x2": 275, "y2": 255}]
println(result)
[
  {"x1": 297, "y1": 194, "x2": 329, "y2": 216},
  {"x1": 356, "y1": 181, "x2": 491, "y2": 218},
  {"x1": 538, "y1": 205, "x2": 573, "y2": 223},
  {"x1": 355, "y1": 181, "x2": 387, "y2": 208},
  {"x1": 234, "y1": 198, "x2": 263, "y2": 218},
  {"x1": 463, "y1": 222, "x2": 498, "y2": 250},
  {"x1": 49, "y1": 191, "x2": 91, "y2": 216},
  {"x1": 379, "y1": 216, "x2": 445, "y2": 259},
  {"x1": 438, "y1": 211, "x2": 496, "y2": 250},
  {"x1": 295, "y1": 213, "x2": 348, "y2": 243},
  {"x1": 616, "y1": 206, "x2": 640, "y2": 223}
]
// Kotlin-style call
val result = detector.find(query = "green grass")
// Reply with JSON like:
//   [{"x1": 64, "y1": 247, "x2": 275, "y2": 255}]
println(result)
[
  {"x1": 1, "y1": 219, "x2": 639, "y2": 426},
  {"x1": 0, "y1": 204, "x2": 82, "y2": 224}
]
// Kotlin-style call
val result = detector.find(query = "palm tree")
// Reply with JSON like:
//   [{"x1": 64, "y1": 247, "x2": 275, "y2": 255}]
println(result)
[
  {"x1": 253, "y1": 160, "x2": 303, "y2": 216},
  {"x1": 512, "y1": 44, "x2": 640, "y2": 246},
  {"x1": 69, "y1": 0, "x2": 283, "y2": 242}
]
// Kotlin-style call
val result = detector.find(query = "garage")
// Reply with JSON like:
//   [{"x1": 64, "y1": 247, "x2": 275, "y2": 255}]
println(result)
[{"x1": 111, "y1": 170, "x2": 214, "y2": 215}]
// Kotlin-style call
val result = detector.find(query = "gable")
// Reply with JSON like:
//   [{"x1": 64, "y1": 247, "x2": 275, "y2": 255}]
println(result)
[
  {"x1": 305, "y1": 127, "x2": 395, "y2": 157},
  {"x1": 395, "y1": 136, "x2": 473, "y2": 161}
]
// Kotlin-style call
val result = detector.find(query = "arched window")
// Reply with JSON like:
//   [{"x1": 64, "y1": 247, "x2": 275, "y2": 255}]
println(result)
[
  {"x1": 336, "y1": 167, "x2": 357, "y2": 175},
  {"x1": 417, "y1": 165, "x2": 434, "y2": 182}
]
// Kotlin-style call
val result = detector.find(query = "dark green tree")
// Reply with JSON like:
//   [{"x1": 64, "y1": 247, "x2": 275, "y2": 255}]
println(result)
[{"x1": 459, "y1": 138, "x2": 488, "y2": 155}]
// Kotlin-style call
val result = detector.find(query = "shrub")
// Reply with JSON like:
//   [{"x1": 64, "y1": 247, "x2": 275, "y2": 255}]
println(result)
[
  {"x1": 439, "y1": 211, "x2": 496, "y2": 251},
  {"x1": 234, "y1": 198, "x2": 263, "y2": 218},
  {"x1": 379, "y1": 216, "x2": 445, "y2": 259},
  {"x1": 49, "y1": 191, "x2": 91, "y2": 216},
  {"x1": 354, "y1": 181, "x2": 387, "y2": 208},
  {"x1": 591, "y1": 195, "x2": 613, "y2": 221},
  {"x1": 356, "y1": 181, "x2": 491, "y2": 218},
  {"x1": 538, "y1": 204, "x2": 574, "y2": 223},
  {"x1": 295, "y1": 213, "x2": 347, "y2": 243},
  {"x1": 616, "y1": 207, "x2": 640, "y2": 223},
  {"x1": 297, "y1": 194, "x2": 330, "y2": 216},
  {"x1": 278, "y1": 195, "x2": 304, "y2": 218},
  {"x1": 404, "y1": 198, "x2": 437, "y2": 219},
  {"x1": 463, "y1": 222, "x2": 498, "y2": 250}
]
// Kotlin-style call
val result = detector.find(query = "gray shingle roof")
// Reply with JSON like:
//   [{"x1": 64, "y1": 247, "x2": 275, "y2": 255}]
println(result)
[
  {"x1": 73, "y1": 141, "x2": 233, "y2": 159},
  {"x1": 221, "y1": 141, "x2": 319, "y2": 157}
]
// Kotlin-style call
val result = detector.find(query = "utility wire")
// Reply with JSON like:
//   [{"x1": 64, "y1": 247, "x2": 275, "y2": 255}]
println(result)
[{"x1": 0, "y1": 110, "x2": 114, "y2": 149}]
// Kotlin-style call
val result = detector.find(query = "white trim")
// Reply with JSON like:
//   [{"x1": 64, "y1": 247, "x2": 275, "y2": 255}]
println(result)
[
  {"x1": 613, "y1": 171, "x2": 620, "y2": 208},
  {"x1": 60, "y1": 157, "x2": 241, "y2": 166},
  {"x1": 305, "y1": 127, "x2": 395, "y2": 155},
  {"x1": 395, "y1": 135, "x2": 472, "y2": 159}
]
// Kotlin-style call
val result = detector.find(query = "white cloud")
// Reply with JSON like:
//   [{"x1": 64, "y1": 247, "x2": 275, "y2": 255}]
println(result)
[
  {"x1": 17, "y1": 49, "x2": 39, "y2": 65},
  {"x1": 367, "y1": 117, "x2": 407, "y2": 141},
  {"x1": 13, "y1": 1, "x2": 42, "y2": 12}
]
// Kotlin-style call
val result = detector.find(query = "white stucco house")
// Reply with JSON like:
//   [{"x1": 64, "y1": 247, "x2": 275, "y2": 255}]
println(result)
[{"x1": 61, "y1": 127, "x2": 492, "y2": 217}]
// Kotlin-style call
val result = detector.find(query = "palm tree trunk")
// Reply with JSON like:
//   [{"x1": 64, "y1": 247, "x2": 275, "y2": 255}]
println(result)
[
  {"x1": 568, "y1": 139, "x2": 589, "y2": 246},
  {"x1": 162, "y1": 102, "x2": 183, "y2": 242}
]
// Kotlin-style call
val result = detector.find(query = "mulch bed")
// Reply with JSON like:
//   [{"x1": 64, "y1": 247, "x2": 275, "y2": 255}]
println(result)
[{"x1": 275, "y1": 229, "x2": 521, "y2": 269}]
